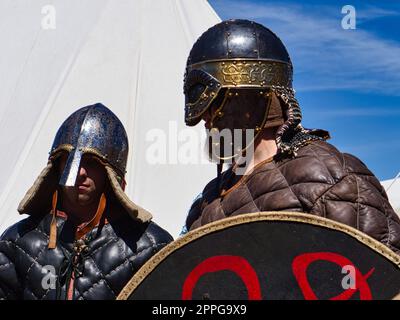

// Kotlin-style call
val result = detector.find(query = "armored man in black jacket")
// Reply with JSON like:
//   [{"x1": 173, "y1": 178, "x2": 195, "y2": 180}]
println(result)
[{"x1": 0, "y1": 103, "x2": 173, "y2": 300}]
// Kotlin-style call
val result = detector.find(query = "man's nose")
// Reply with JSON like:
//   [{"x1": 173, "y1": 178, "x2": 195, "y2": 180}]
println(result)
[{"x1": 78, "y1": 165, "x2": 88, "y2": 177}]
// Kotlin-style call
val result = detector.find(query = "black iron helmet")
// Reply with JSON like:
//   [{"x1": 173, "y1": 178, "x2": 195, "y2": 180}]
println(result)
[{"x1": 184, "y1": 19, "x2": 293, "y2": 127}]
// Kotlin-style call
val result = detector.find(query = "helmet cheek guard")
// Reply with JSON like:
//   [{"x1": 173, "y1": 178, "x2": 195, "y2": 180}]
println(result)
[{"x1": 184, "y1": 69, "x2": 222, "y2": 126}]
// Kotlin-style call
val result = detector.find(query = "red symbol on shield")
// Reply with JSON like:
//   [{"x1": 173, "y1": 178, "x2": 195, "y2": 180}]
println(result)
[
  {"x1": 292, "y1": 252, "x2": 374, "y2": 300},
  {"x1": 182, "y1": 255, "x2": 262, "y2": 300}
]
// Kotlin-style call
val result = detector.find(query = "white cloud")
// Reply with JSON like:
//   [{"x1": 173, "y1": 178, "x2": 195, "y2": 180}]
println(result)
[
  {"x1": 210, "y1": 1, "x2": 400, "y2": 95},
  {"x1": 357, "y1": 5, "x2": 400, "y2": 22},
  {"x1": 305, "y1": 107, "x2": 400, "y2": 118}
]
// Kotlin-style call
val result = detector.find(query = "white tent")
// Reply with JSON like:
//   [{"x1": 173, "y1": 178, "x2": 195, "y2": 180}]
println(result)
[
  {"x1": 0, "y1": 0, "x2": 220, "y2": 237},
  {"x1": 381, "y1": 173, "x2": 400, "y2": 216}
]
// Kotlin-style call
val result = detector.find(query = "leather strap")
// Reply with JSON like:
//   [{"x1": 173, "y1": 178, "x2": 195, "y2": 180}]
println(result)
[
  {"x1": 75, "y1": 193, "x2": 107, "y2": 239},
  {"x1": 48, "y1": 191, "x2": 58, "y2": 249}
]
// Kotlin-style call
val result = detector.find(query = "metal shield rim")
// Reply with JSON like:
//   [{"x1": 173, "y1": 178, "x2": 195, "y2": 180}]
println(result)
[{"x1": 117, "y1": 211, "x2": 400, "y2": 300}]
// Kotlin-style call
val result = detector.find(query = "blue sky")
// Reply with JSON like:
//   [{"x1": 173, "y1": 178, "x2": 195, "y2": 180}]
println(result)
[{"x1": 208, "y1": 0, "x2": 400, "y2": 180}]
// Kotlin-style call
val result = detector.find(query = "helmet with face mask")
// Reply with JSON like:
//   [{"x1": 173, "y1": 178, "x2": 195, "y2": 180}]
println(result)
[
  {"x1": 18, "y1": 103, "x2": 152, "y2": 224},
  {"x1": 184, "y1": 19, "x2": 329, "y2": 161}
]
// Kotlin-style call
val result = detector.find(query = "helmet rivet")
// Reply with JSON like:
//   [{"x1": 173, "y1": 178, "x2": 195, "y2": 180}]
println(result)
[
  {"x1": 259, "y1": 91, "x2": 264, "y2": 95},
  {"x1": 235, "y1": 92, "x2": 239, "y2": 96},
  {"x1": 228, "y1": 92, "x2": 233, "y2": 97}
]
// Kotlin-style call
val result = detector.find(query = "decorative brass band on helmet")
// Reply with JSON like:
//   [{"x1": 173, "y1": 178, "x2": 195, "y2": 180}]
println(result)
[{"x1": 186, "y1": 59, "x2": 293, "y2": 89}]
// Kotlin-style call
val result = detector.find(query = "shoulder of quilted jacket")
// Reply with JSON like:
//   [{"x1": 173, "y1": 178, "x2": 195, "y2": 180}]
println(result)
[
  {"x1": 0, "y1": 214, "x2": 45, "y2": 243},
  {"x1": 142, "y1": 221, "x2": 174, "y2": 247},
  {"x1": 273, "y1": 139, "x2": 379, "y2": 186},
  {"x1": 261, "y1": 140, "x2": 347, "y2": 211},
  {"x1": 248, "y1": 140, "x2": 380, "y2": 213},
  {"x1": 107, "y1": 219, "x2": 174, "y2": 274},
  {"x1": 294, "y1": 141, "x2": 400, "y2": 249},
  {"x1": 283, "y1": 140, "x2": 347, "y2": 181},
  {"x1": 105, "y1": 210, "x2": 174, "y2": 249},
  {"x1": 296, "y1": 140, "x2": 387, "y2": 195}
]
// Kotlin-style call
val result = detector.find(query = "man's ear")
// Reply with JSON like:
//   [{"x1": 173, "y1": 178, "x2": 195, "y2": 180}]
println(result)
[{"x1": 113, "y1": 174, "x2": 126, "y2": 191}]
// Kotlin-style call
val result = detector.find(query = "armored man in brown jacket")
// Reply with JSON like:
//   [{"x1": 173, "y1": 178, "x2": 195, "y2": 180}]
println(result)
[{"x1": 182, "y1": 19, "x2": 400, "y2": 254}]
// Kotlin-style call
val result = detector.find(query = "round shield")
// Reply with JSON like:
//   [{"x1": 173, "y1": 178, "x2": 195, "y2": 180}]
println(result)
[{"x1": 118, "y1": 212, "x2": 400, "y2": 300}]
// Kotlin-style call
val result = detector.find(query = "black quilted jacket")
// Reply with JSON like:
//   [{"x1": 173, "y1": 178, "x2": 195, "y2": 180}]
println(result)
[{"x1": 0, "y1": 212, "x2": 173, "y2": 300}]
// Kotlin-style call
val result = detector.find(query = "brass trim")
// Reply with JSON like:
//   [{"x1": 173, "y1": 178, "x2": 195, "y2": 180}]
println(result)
[
  {"x1": 117, "y1": 211, "x2": 400, "y2": 300},
  {"x1": 50, "y1": 144, "x2": 74, "y2": 157},
  {"x1": 210, "y1": 88, "x2": 231, "y2": 127},
  {"x1": 187, "y1": 59, "x2": 292, "y2": 88},
  {"x1": 189, "y1": 58, "x2": 292, "y2": 67},
  {"x1": 79, "y1": 146, "x2": 108, "y2": 161},
  {"x1": 185, "y1": 85, "x2": 211, "y2": 108},
  {"x1": 185, "y1": 81, "x2": 222, "y2": 123}
]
